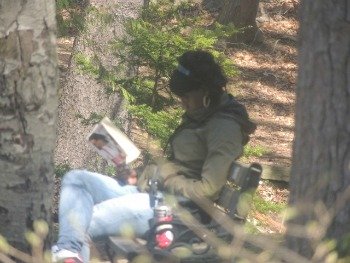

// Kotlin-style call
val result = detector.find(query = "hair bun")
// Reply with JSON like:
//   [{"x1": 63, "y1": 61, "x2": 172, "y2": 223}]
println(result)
[
  {"x1": 170, "y1": 50, "x2": 227, "y2": 102},
  {"x1": 178, "y1": 50, "x2": 215, "y2": 74}
]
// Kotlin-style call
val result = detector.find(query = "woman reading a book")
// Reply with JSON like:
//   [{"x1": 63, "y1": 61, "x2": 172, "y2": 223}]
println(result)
[{"x1": 52, "y1": 50, "x2": 256, "y2": 263}]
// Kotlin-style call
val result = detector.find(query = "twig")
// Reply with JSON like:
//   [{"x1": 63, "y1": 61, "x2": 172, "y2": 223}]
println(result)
[
  {"x1": 0, "y1": 253, "x2": 16, "y2": 263},
  {"x1": 6, "y1": 246, "x2": 33, "y2": 263}
]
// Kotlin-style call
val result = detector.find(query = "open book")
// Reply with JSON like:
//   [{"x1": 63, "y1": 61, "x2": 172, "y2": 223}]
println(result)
[{"x1": 87, "y1": 117, "x2": 141, "y2": 166}]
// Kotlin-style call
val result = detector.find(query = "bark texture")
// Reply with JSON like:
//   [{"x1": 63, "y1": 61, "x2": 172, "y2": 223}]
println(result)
[
  {"x1": 202, "y1": 0, "x2": 224, "y2": 11},
  {"x1": 287, "y1": 0, "x2": 350, "y2": 259},
  {"x1": 217, "y1": 0, "x2": 261, "y2": 43},
  {"x1": 0, "y1": 0, "x2": 58, "y2": 250},
  {"x1": 55, "y1": 0, "x2": 143, "y2": 172}
]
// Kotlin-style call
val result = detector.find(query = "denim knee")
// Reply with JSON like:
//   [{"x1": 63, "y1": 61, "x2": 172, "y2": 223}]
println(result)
[{"x1": 61, "y1": 169, "x2": 86, "y2": 187}]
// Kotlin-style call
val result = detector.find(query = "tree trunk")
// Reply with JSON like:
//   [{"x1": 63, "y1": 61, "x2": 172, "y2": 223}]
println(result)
[
  {"x1": 287, "y1": 0, "x2": 350, "y2": 259},
  {"x1": 217, "y1": 0, "x2": 261, "y2": 43},
  {"x1": 202, "y1": 0, "x2": 224, "y2": 11},
  {"x1": 54, "y1": 0, "x2": 143, "y2": 173},
  {"x1": 0, "y1": 0, "x2": 58, "y2": 252}
]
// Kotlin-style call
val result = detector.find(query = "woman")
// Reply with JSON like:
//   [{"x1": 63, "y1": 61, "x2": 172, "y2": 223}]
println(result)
[{"x1": 52, "y1": 50, "x2": 256, "y2": 263}]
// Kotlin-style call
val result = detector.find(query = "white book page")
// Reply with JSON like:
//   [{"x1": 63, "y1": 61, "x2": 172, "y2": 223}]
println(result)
[{"x1": 88, "y1": 117, "x2": 140, "y2": 165}]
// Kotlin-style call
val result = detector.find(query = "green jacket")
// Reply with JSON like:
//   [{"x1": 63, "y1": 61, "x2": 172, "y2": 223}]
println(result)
[{"x1": 138, "y1": 93, "x2": 255, "y2": 201}]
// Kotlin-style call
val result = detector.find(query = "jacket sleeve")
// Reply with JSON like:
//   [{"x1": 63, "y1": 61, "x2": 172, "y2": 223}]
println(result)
[{"x1": 163, "y1": 118, "x2": 243, "y2": 200}]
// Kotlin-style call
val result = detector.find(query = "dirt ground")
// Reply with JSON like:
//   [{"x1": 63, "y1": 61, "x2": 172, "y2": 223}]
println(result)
[
  {"x1": 227, "y1": 0, "x2": 299, "y2": 233},
  {"x1": 230, "y1": 0, "x2": 298, "y2": 169},
  {"x1": 56, "y1": 0, "x2": 299, "y2": 249}
]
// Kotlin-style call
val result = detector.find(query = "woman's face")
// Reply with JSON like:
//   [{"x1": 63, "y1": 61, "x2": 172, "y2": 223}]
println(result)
[
  {"x1": 179, "y1": 89, "x2": 206, "y2": 113},
  {"x1": 90, "y1": 139, "x2": 107, "y2": 150}
]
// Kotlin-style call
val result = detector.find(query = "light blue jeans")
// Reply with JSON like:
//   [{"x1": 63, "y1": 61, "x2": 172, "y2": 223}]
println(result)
[{"x1": 56, "y1": 169, "x2": 153, "y2": 262}]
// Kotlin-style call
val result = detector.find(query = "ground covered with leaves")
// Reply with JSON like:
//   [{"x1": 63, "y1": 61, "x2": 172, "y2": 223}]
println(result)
[{"x1": 227, "y1": 0, "x2": 299, "y2": 234}]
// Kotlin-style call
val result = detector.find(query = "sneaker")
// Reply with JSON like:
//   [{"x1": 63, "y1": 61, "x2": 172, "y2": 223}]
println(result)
[{"x1": 51, "y1": 245, "x2": 83, "y2": 263}]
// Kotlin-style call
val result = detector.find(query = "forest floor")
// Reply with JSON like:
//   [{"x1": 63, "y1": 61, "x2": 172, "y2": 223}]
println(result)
[
  {"x1": 56, "y1": 0, "x2": 299, "y2": 256},
  {"x1": 223, "y1": 0, "x2": 299, "y2": 234}
]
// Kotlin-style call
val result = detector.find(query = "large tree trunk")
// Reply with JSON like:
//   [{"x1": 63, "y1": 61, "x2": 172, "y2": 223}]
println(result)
[
  {"x1": 0, "y1": 0, "x2": 58, "y2": 252},
  {"x1": 217, "y1": 0, "x2": 261, "y2": 43},
  {"x1": 55, "y1": 0, "x2": 143, "y2": 173},
  {"x1": 287, "y1": 0, "x2": 350, "y2": 259}
]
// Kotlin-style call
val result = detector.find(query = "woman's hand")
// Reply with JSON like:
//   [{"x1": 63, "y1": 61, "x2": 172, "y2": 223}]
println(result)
[
  {"x1": 127, "y1": 169, "x2": 138, "y2": 185},
  {"x1": 115, "y1": 165, "x2": 138, "y2": 185}
]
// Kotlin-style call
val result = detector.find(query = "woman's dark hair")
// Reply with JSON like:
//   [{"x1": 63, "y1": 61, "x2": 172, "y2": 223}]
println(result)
[
  {"x1": 169, "y1": 50, "x2": 227, "y2": 105},
  {"x1": 88, "y1": 133, "x2": 108, "y2": 143}
]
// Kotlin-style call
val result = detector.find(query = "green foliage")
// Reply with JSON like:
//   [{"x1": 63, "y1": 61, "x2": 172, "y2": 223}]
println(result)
[
  {"x1": 244, "y1": 219, "x2": 261, "y2": 234},
  {"x1": 253, "y1": 194, "x2": 286, "y2": 214},
  {"x1": 336, "y1": 233, "x2": 350, "y2": 258},
  {"x1": 86, "y1": 6, "x2": 115, "y2": 26},
  {"x1": 54, "y1": 162, "x2": 71, "y2": 178},
  {"x1": 76, "y1": 112, "x2": 104, "y2": 126},
  {"x1": 105, "y1": 165, "x2": 117, "y2": 177},
  {"x1": 113, "y1": 2, "x2": 236, "y2": 78},
  {"x1": 56, "y1": 0, "x2": 88, "y2": 37},
  {"x1": 109, "y1": 0, "x2": 237, "y2": 150},
  {"x1": 73, "y1": 52, "x2": 100, "y2": 77},
  {"x1": 129, "y1": 105, "x2": 183, "y2": 148},
  {"x1": 62, "y1": 0, "x2": 238, "y2": 151},
  {"x1": 243, "y1": 145, "x2": 269, "y2": 158}
]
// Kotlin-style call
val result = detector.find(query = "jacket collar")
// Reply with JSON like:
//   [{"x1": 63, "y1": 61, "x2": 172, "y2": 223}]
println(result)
[{"x1": 182, "y1": 93, "x2": 256, "y2": 144}]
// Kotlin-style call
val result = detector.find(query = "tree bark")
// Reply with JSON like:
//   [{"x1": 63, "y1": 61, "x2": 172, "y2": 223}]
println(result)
[
  {"x1": 287, "y1": 0, "x2": 350, "y2": 259},
  {"x1": 0, "y1": 0, "x2": 58, "y2": 251},
  {"x1": 217, "y1": 0, "x2": 261, "y2": 43},
  {"x1": 54, "y1": 0, "x2": 143, "y2": 173},
  {"x1": 202, "y1": 0, "x2": 224, "y2": 11}
]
